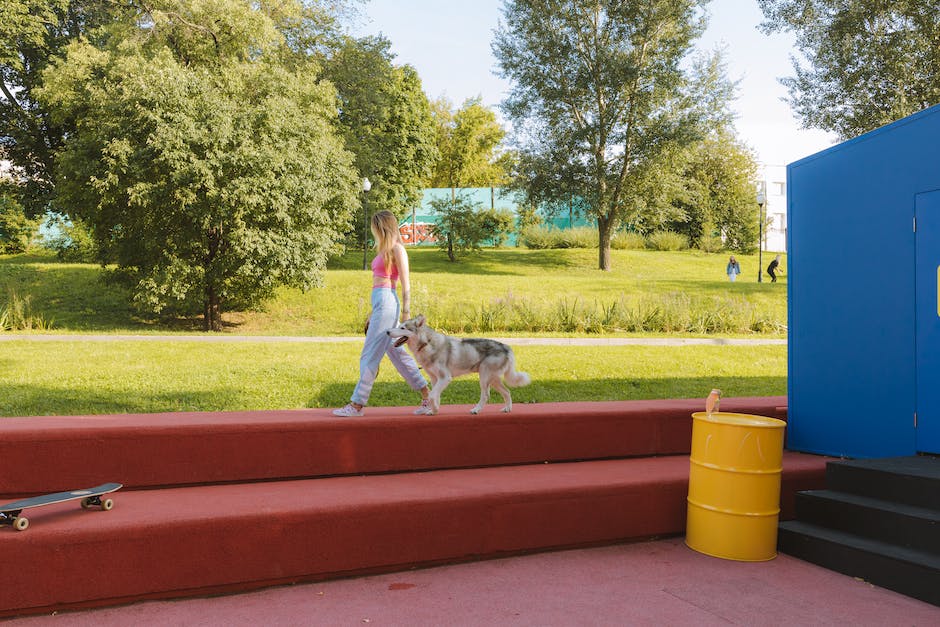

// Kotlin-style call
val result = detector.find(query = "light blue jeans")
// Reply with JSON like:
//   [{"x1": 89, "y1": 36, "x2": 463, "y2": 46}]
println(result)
[{"x1": 351, "y1": 288, "x2": 427, "y2": 406}]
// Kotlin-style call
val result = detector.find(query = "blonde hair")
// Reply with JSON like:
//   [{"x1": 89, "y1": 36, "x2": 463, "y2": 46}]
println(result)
[{"x1": 371, "y1": 210, "x2": 400, "y2": 270}]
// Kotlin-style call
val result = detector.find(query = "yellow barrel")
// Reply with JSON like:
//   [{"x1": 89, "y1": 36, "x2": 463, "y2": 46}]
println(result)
[{"x1": 685, "y1": 411, "x2": 787, "y2": 561}]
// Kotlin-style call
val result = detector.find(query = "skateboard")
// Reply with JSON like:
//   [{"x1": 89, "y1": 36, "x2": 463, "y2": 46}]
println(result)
[{"x1": 0, "y1": 483, "x2": 122, "y2": 531}]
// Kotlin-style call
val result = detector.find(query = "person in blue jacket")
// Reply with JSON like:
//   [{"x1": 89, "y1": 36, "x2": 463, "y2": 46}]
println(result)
[{"x1": 726, "y1": 255, "x2": 741, "y2": 282}]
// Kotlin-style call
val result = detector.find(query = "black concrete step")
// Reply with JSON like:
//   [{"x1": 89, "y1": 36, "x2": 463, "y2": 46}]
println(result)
[
  {"x1": 778, "y1": 520, "x2": 940, "y2": 607},
  {"x1": 794, "y1": 490, "x2": 940, "y2": 554},
  {"x1": 825, "y1": 455, "x2": 940, "y2": 509}
]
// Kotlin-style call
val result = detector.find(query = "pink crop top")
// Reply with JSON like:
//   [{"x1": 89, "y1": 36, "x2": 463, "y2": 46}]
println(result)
[{"x1": 371, "y1": 255, "x2": 399, "y2": 285}]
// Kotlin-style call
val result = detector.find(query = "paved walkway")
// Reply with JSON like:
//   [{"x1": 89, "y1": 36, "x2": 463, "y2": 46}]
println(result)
[
  {"x1": 7, "y1": 538, "x2": 936, "y2": 625},
  {"x1": 0, "y1": 333, "x2": 786, "y2": 346}
]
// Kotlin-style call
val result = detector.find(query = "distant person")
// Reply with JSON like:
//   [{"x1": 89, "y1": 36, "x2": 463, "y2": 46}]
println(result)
[
  {"x1": 726, "y1": 256, "x2": 741, "y2": 282},
  {"x1": 767, "y1": 255, "x2": 782, "y2": 283}
]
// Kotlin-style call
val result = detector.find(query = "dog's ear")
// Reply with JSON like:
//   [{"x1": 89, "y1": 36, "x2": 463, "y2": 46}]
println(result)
[{"x1": 416, "y1": 314, "x2": 425, "y2": 327}]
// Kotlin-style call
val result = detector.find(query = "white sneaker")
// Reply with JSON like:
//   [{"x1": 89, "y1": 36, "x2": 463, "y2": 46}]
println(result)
[
  {"x1": 332, "y1": 403, "x2": 364, "y2": 417},
  {"x1": 414, "y1": 398, "x2": 433, "y2": 415}
]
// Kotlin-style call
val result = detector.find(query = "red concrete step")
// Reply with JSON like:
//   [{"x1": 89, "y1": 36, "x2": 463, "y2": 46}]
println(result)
[
  {"x1": 0, "y1": 451, "x2": 826, "y2": 618},
  {"x1": 0, "y1": 397, "x2": 786, "y2": 497}
]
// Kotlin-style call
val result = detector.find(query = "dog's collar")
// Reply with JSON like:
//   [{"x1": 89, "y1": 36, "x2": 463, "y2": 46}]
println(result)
[{"x1": 416, "y1": 341, "x2": 429, "y2": 353}]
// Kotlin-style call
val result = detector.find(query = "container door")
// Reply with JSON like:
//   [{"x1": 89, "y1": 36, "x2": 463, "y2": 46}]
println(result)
[{"x1": 916, "y1": 190, "x2": 940, "y2": 453}]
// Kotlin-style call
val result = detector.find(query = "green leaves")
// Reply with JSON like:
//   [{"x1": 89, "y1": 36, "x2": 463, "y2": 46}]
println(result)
[
  {"x1": 758, "y1": 0, "x2": 940, "y2": 138},
  {"x1": 494, "y1": 0, "x2": 727, "y2": 270},
  {"x1": 428, "y1": 194, "x2": 514, "y2": 261},
  {"x1": 428, "y1": 96, "x2": 509, "y2": 188},
  {"x1": 0, "y1": 0, "x2": 67, "y2": 72},
  {"x1": 0, "y1": 184, "x2": 35, "y2": 254},
  {"x1": 673, "y1": 130, "x2": 760, "y2": 252},
  {"x1": 0, "y1": 0, "x2": 123, "y2": 216},
  {"x1": 37, "y1": 1, "x2": 359, "y2": 330},
  {"x1": 322, "y1": 35, "x2": 438, "y2": 221}
]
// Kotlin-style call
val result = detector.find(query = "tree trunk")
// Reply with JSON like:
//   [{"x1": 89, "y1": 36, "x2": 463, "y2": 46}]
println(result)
[
  {"x1": 203, "y1": 285, "x2": 222, "y2": 332},
  {"x1": 597, "y1": 214, "x2": 613, "y2": 271},
  {"x1": 203, "y1": 294, "x2": 211, "y2": 332}
]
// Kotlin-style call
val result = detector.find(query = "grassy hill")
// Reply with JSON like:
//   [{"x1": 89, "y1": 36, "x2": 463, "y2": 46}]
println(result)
[{"x1": 1, "y1": 247, "x2": 786, "y2": 336}]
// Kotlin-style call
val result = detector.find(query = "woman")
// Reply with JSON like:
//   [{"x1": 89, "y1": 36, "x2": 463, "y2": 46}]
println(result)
[
  {"x1": 726, "y1": 255, "x2": 741, "y2": 282},
  {"x1": 333, "y1": 210, "x2": 431, "y2": 416}
]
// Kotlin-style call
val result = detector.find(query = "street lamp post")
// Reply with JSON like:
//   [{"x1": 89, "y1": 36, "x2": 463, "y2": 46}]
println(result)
[
  {"x1": 756, "y1": 187, "x2": 766, "y2": 283},
  {"x1": 361, "y1": 177, "x2": 372, "y2": 271}
]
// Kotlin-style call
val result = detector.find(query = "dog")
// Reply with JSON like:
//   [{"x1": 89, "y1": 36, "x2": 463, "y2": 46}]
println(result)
[{"x1": 387, "y1": 315, "x2": 531, "y2": 415}]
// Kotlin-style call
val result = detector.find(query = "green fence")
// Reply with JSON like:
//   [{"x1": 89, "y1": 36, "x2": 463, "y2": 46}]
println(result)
[{"x1": 399, "y1": 187, "x2": 593, "y2": 246}]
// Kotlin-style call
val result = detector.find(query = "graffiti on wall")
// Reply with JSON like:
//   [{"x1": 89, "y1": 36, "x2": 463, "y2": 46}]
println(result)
[{"x1": 399, "y1": 222, "x2": 438, "y2": 245}]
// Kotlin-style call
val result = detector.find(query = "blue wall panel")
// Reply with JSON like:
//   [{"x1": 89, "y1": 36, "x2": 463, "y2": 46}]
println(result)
[{"x1": 788, "y1": 105, "x2": 940, "y2": 458}]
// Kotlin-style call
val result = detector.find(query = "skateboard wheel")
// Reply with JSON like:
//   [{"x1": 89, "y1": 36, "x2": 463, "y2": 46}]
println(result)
[
  {"x1": 102, "y1": 498, "x2": 114, "y2": 511},
  {"x1": 81, "y1": 497, "x2": 91, "y2": 509},
  {"x1": 14, "y1": 517, "x2": 28, "y2": 531}
]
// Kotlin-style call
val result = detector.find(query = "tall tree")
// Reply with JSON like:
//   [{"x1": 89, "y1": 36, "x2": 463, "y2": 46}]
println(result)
[
  {"x1": 493, "y1": 0, "x2": 733, "y2": 270},
  {"x1": 758, "y1": 0, "x2": 940, "y2": 139},
  {"x1": 428, "y1": 96, "x2": 510, "y2": 188},
  {"x1": 0, "y1": 0, "x2": 122, "y2": 216},
  {"x1": 38, "y1": 0, "x2": 359, "y2": 331},
  {"x1": 321, "y1": 35, "x2": 438, "y2": 223},
  {"x1": 670, "y1": 130, "x2": 760, "y2": 252},
  {"x1": 0, "y1": 0, "x2": 355, "y2": 217}
]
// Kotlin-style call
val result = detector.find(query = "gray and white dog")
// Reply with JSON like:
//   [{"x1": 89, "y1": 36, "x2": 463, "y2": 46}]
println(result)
[{"x1": 387, "y1": 315, "x2": 531, "y2": 415}]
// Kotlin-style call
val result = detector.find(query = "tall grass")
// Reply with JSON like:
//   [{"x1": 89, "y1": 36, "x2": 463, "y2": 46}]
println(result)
[
  {"x1": 522, "y1": 226, "x2": 716, "y2": 254},
  {"x1": 646, "y1": 231, "x2": 689, "y2": 251},
  {"x1": 611, "y1": 232, "x2": 647, "y2": 250},
  {"x1": 0, "y1": 290, "x2": 53, "y2": 331},
  {"x1": 408, "y1": 289, "x2": 785, "y2": 335},
  {"x1": 519, "y1": 225, "x2": 597, "y2": 249}
]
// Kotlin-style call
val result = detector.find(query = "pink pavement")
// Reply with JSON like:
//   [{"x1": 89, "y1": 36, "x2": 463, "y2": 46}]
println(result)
[{"x1": 8, "y1": 538, "x2": 937, "y2": 626}]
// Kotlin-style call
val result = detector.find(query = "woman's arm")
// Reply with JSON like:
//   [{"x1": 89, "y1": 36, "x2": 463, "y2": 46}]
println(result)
[{"x1": 393, "y1": 243, "x2": 412, "y2": 319}]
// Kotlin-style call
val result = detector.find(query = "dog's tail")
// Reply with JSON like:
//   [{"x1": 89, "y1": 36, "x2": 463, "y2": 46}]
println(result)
[{"x1": 504, "y1": 351, "x2": 531, "y2": 388}]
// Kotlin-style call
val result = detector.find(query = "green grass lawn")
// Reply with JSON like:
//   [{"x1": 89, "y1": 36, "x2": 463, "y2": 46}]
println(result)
[
  {"x1": 0, "y1": 339, "x2": 786, "y2": 417},
  {"x1": 0, "y1": 246, "x2": 787, "y2": 416}
]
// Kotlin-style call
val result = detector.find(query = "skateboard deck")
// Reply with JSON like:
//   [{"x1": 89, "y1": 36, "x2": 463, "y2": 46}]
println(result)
[{"x1": 0, "y1": 482, "x2": 122, "y2": 531}]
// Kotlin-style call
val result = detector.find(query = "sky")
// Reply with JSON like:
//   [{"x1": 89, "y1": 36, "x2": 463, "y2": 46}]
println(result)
[{"x1": 353, "y1": 0, "x2": 838, "y2": 168}]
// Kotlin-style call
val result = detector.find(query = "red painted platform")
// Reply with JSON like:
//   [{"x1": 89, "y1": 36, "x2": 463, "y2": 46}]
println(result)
[
  {"x1": 0, "y1": 397, "x2": 827, "y2": 618},
  {"x1": 0, "y1": 396, "x2": 786, "y2": 496}
]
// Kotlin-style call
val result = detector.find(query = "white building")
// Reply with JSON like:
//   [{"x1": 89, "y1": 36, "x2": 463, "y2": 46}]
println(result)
[{"x1": 758, "y1": 164, "x2": 787, "y2": 253}]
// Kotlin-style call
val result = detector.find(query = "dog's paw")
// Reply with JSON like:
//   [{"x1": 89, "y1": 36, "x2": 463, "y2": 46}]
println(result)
[
  {"x1": 501, "y1": 406, "x2": 512, "y2": 413},
  {"x1": 470, "y1": 407, "x2": 481, "y2": 415}
]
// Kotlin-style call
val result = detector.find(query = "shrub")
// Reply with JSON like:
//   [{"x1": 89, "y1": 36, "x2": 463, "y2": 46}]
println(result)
[
  {"x1": 646, "y1": 231, "x2": 688, "y2": 251},
  {"x1": 697, "y1": 234, "x2": 724, "y2": 253},
  {"x1": 557, "y1": 226, "x2": 596, "y2": 248},
  {"x1": 611, "y1": 231, "x2": 646, "y2": 250},
  {"x1": 480, "y1": 208, "x2": 516, "y2": 248},
  {"x1": 515, "y1": 205, "x2": 542, "y2": 235},
  {"x1": 520, "y1": 225, "x2": 596, "y2": 249},
  {"x1": 429, "y1": 196, "x2": 514, "y2": 260},
  {"x1": 519, "y1": 225, "x2": 563, "y2": 249}
]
